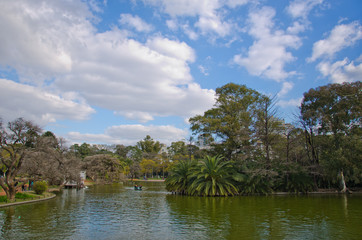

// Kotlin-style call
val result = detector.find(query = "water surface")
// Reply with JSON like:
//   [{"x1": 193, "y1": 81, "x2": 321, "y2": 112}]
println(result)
[{"x1": 1, "y1": 182, "x2": 361, "y2": 239}]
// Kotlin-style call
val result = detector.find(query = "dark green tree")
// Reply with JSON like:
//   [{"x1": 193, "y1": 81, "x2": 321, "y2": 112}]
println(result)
[
  {"x1": 300, "y1": 81, "x2": 361, "y2": 192},
  {"x1": 189, "y1": 83, "x2": 263, "y2": 164}
]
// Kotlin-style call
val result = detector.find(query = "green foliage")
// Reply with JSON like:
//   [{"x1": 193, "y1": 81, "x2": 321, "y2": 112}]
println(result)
[
  {"x1": 188, "y1": 155, "x2": 239, "y2": 196},
  {"x1": 238, "y1": 169, "x2": 274, "y2": 195},
  {"x1": 286, "y1": 172, "x2": 314, "y2": 194},
  {"x1": 166, "y1": 156, "x2": 240, "y2": 196},
  {"x1": 33, "y1": 181, "x2": 48, "y2": 195},
  {"x1": 137, "y1": 135, "x2": 162, "y2": 154},
  {"x1": 165, "y1": 160, "x2": 195, "y2": 194},
  {"x1": 15, "y1": 192, "x2": 33, "y2": 199},
  {"x1": 301, "y1": 81, "x2": 362, "y2": 189},
  {"x1": 189, "y1": 83, "x2": 264, "y2": 160},
  {"x1": 0, "y1": 195, "x2": 7, "y2": 202}
]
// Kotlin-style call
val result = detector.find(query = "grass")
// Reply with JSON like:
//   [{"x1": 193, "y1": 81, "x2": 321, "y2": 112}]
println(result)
[{"x1": 0, "y1": 191, "x2": 54, "y2": 205}]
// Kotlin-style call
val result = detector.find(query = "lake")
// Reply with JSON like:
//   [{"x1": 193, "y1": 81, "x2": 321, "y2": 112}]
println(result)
[{"x1": 1, "y1": 182, "x2": 361, "y2": 239}]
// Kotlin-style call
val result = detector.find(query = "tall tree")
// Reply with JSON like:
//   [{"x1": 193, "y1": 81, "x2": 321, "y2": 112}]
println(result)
[
  {"x1": 137, "y1": 135, "x2": 162, "y2": 154},
  {"x1": 300, "y1": 81, "x2": 361, "y2": 192},
  {"x1": 255, "y1": 95, "x2": 283, "y2": 168},
  {"x1": 189, "y1": 83, "x2": 263, "y2": 163},
  {"x1": 0, "y1": 118, "x2": 41, "y2": 201}
]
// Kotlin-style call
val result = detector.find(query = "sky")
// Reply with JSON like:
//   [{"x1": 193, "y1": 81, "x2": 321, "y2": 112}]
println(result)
[{"x1": 0, "y1": 0, "x2": 361, "y2": 146}]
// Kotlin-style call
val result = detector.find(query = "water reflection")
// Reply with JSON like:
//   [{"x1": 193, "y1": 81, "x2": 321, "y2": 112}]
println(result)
[{"x1": 0, "y1": 183, "x2": 361, "y2": 240}]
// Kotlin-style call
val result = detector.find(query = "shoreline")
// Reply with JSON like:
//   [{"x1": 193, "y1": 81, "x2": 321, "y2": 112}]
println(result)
[
  {"x1": 0, "y1": 193, "x2": 56, "y2": 208},
  {"x1": 128, "y1": 179, "x2": 165, "y2": 182}
]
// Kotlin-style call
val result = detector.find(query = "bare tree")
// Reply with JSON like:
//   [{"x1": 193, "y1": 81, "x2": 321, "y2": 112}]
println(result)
[{"x1": 21, "y1": 134, "x2": 82, "y2": 186}]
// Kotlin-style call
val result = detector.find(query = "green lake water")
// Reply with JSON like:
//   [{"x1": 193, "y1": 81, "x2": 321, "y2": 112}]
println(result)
[{"x1": 1, "y1": 182, "x2": 361, "y2": 239}]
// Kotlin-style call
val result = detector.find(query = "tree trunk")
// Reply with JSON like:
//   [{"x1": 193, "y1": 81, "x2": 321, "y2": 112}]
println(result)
[
  {"x1": 339, "y1": 170, "x2": 350, "y2": 193},
  {"x1": 6, "y1": 184, "x2": 17, "y2": 202}
]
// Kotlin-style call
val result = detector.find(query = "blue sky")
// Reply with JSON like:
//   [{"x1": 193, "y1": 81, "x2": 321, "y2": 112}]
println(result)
[{"x1": 0, "y1": 0, "x2": 361, "y2": 146}]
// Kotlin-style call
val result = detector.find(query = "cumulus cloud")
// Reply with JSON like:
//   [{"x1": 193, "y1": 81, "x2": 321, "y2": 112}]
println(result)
[
  {"x1": 67, "y1": 124, "x2": 188, "y2": 145},
  {"x1": 317, "y1": 58, "x2": 362, "y2": 83},
  {"x1": 0, "y1": 0, "x2": 93, "y2": 85},
  {"x1": 119, "y1": 14, "x2": 153, "y2": 32},
  {"x1": 146, "y1": 37, "x2": 195, "y2": 62},
  {"x1": 233, "y1": 7, "x2": 301, "y2": 81},
  {"x1": 0, "y1": 79, "x2": 95, "y2": 125},
  {"x1": 0, "y1": 0, "x2": 215, "y2": 124},
  {"x1": 309, "y1": 22, "x2": 362, "y2": 62},
  {"x1": 144, "y1": 0, "x2": 249, "y2": 37},
  {"x1": 278, "y1": 81, "x2": 294, "y2": 97},
  {"x1": 286, "y1": 0, "x2": 324, "y2": 19}
]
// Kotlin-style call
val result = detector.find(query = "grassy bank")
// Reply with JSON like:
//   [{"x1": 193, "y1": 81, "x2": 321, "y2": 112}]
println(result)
[{"x1": 0, "y1": 191, "x2": 55, "y2": 206}]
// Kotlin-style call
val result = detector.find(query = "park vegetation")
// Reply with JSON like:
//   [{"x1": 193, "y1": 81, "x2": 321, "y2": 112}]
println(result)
[{"x1": 0, "y1": 81, "x2": 361, "y2": 199}]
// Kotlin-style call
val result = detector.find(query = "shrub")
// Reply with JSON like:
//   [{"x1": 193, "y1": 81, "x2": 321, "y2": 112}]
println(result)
[
  {"x1": 33, "y1": 181, "x2": 48, "y2": 195},
  {"x1": 0, "y1": 195, "x2": 8, "y2": 203}
]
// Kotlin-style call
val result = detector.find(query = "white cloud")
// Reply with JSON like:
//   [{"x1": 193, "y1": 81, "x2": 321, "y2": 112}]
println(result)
[
  {"x1": 143, "y1": 0, "x2": 249, "y2": 37},
  {"x1": 233, "y1": 7, "x2": 301, "y2": 81},
  {"x1": 146, "y1": 37, "x2": 195, "y2": 62},
  {"x1": 198, "y1": 65, "x2": 209, "y2": 76},
  {"x1": 0, "y1": 79, "x2": 95, "y2": 125},
  {"x1": 309, "y1": 22, "x2": 362, "y2": 62},
  {"x1": 317, "y1": 58, "x2": 362, "y2": 83},
  {"x1": 0, "y1": 0, "x2": 93, "y2": 85},
  {"x1": 182, "y1": 24, "x2": 199, "y2": 40},
  {"x1": 195, "y1": 14, "x2": 232, "y2": 37},
  {"x1": 119, "y1": 14, "x2": 153, "y2": 32},
  {"x1": 277, "y1": 98, "x2": 303, "y2": 108},
  {"x1": 144, "y1": 0, "x2": 221, "y2": 17},
  {"x1": 0, "y1": 0, "x2": 215, "y2": 123},
  {"x1": 225, "y1": 0, "x2": 250, "y2": 8},
  {"x1": 287, "y1": 21, "x2": 307, "y2": 34},
  {"x1": 278, "y1": 81, "x2": 294, "y2": 97},
  {"x1": 286, "y1": 0, "x2": 324, "y2": 19},
  {"x1": 166, "y1": 19, "x2": 178, "y2": 30},
  {"x1": 67, "y1": 124, "x2": 188, "y2": 145}
]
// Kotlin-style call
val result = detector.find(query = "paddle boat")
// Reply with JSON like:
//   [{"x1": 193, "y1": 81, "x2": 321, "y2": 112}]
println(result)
[{"x1": 134, "y1": 185, "x2": 142, "y2": 190}]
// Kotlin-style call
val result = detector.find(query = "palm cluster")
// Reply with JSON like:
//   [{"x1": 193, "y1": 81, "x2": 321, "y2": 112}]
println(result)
[{"x1": 165, "y1": 155, "x2": 241, "y2": 196}]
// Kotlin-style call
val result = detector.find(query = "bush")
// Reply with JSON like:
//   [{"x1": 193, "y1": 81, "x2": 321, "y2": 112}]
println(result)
[
  {"x1": 33, "y1": 181, "x2": 48, "y2": 195},
  {"x1": 0, "y1": 195, "x2": 8, "y2": 202}
]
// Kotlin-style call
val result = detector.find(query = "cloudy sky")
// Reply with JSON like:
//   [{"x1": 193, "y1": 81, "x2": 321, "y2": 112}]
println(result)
[{"x1": 0, "y1": 0, "x2": 361, "y2": 146}]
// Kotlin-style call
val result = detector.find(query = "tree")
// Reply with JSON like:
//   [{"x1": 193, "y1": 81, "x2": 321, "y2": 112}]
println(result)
[
  {"x1": 189, "y1": 83, "x2": 263, "y2": 164},
  {"x1": 140, "y1": 159, "x2": 157, "y2": 178},
  {"x1": 0, "y1": 118, "x2": 41, "y2": 201},
  {"x1": 165, "y1": 159, "x2": 195, "y2": 194},
  {"x1": 70, "y1": 142, "x2": 94, "y2": 159},
  {"x1": 125, "y1": 146, "x2": 143, "y2": 179},
  {"x1": 137, "y1": 135, "x2": 162, "y2": 158},
  {"x1": 255, "y1": 96, "x2": 283, "y2": 168},
  {"x1": 168, "y1": 141, "x2": 189, "y2": 161},
  {"x1": 188, "y1": 155, "x2": 240, "y2": 196},
  {"x1": 21, "y1": 134, "x2": 81, "y2": 186},
  {"x1": 83, "y1": 154, "x2": 124, "y2": 183},
  {"x1": 300, "y1": 82, "x2": 362, "y2": 192}
]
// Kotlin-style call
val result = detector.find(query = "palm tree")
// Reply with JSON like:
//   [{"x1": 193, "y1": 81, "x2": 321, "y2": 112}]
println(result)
[
  {"x1": 165, "y1": 160, "x2": 195, "y2": 194},
  {"x1": 188, "y1": 155, "x2": 240, "y2": 196}
]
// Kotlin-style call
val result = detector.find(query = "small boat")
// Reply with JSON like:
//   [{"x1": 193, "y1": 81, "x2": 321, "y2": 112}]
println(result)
[{"x1": 134, "y1": 186, "x2": 142, "y2": 190}]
